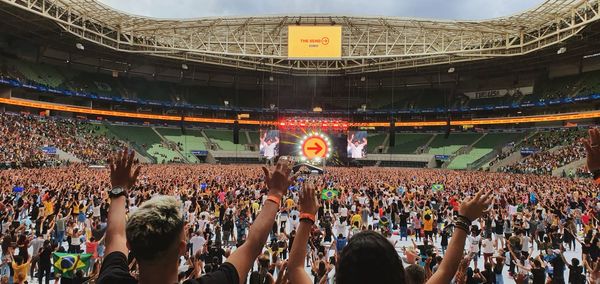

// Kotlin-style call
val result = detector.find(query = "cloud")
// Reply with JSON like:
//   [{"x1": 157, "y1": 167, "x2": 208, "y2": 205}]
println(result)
[{"x1": 98, "y1": 0, "x2": 543, "y2": 20}]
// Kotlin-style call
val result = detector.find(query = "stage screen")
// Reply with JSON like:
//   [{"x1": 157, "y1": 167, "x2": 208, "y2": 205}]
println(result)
[
  {"x1": 347, "y1": 131, "x2": 368, "y2": 159},
  {"x1": 259, "y1": 129, "x2": 280, "y2": 158},
  {"x1": 279, "y1": 131, "x2": 348, "y2": 165},
  {"x1": 288, "y1": 26, "x2": 342, "y2": 59}
]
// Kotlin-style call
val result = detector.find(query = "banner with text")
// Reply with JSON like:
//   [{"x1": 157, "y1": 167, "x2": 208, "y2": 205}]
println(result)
[
  {"x1": 288, "y1": 26, "x2": 342, "y2": 59},
  {"x1": 464, "y1": 86, "x2": 533, "y2": 99}
]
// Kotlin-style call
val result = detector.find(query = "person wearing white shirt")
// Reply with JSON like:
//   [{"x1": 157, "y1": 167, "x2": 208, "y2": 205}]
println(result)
[
  {"x1": 339, "y1": 206, "x2": 348, "y2": 222},
  {"x1": 334, "y1": 217, "x2": 348, "y2": 236},
  {"x1": 482, "y1": 236, "x2": 495, "y2": 264},
  {"x1": 189, "y1": 232, "x2": 206, "y2": 256},
  {"x1": 261, "y1": 132, "x2": 279, "y2": 161},
  {"x1": 468, "y1": 232, "x2": 482, "y2": 270},
  {"x1": 347, "y1": 134, "x2": 367, "y2": 159}
]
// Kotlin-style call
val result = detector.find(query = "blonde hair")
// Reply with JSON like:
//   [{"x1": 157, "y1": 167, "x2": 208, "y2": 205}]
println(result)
[{"x1": 126, "y1": 195, "x2": 184, "y2": 262}]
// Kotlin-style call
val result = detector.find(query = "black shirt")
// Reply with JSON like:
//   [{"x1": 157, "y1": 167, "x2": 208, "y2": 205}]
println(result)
[
  {"x1": 531, "y1": 268, "x2": 546, "y2": 284},
  {"x1": 97, "y1": 251, "x2": 239, "y2": 284}
]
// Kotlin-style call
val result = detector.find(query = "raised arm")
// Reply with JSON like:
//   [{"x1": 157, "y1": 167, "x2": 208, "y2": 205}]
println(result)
[
  {"x1": 226, "y1": 159, "x2": 295, "y2": 284},
  {"x1": 359, "y1": 138, "x2": 367, "y2": 147},
  {"x1": 426, "y1": 190, "x2": 493, "y2": 284},
  {"x1": 105, "y1": 148, "x2": 141, "y2": 256},
  {"x1": 287, "y1": 181, "x2": 318, "y2": 284},
  {"x1": 582, "y1": 128, "x2": 600, "y2": 174}
]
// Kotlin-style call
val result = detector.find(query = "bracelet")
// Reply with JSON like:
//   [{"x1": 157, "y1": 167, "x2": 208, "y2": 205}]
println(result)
[
  {"x1": 454, "y1": 222, "x2": 470, "y2": 235},
  {"x1": 457, "y1": 214, "x2": 472, "y2": 224},
  {"x1": 266, "y1": 195, "x2": 281, "y2": 206},
  {"x1": 299, "y1": 213, "x2": 316, "y2": 224}
]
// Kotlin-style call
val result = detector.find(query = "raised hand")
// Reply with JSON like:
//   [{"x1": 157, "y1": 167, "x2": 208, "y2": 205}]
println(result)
[
  {"x1": 459, "y1": 189, "x2": 493, "y2": 222},
  {"x1": 275, "y1": 261, "x2": 289, "y2": 284},
  {"x1": 582, "y1": 128, "x2": 600, "y2": 172},
  {"x1": 109, "y1": 148, "x2": 141, "y2": 190},
  {"x1": 299, "y1": 181, "x2": 319, "y2": 215},
  {"x1": 262, "y1": 158, "x2": 295, "y2": 197}
]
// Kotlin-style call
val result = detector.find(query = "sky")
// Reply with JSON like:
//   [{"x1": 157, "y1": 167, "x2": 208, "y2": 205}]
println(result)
[{"x1": 97, "y1": 0, "x2": 544, "y2": 20}]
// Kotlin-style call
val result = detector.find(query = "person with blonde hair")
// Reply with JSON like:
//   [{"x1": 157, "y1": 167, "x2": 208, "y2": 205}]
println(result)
[{"x1": 98, "y1": 149, "x2": 296, "y2": 284}]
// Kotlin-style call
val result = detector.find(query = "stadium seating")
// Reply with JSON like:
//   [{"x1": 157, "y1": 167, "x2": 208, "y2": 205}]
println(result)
[
  {"x1": 247, "y1": 131, "x2": 260, "y2": 145},
  {"x1": 473, "y1": 132, "x2": 527, "y2": 149},
  {"x1": 155, "y1": 128, "x2": 209, "y2": 162},
  {"x1": 108, "y1": 125, "x2": 183, "y2": 163},
  {"x1": 445, "y1": 132, "x2": 528, "y2": 169},
  {"x1": 427, "y1": 133, "x2": 482, "y2": 154},
  {"x1": 367, "y1": 133, "x2": 387, "y2": 153},
  {"x1": 388, "y1": 134, "x2": 433, "y2": 154},
  {"x1": 203, "y1": 129, "x2": 244, "y2": 151},
  {"x1": 447, "y1": 148, "x2": 493, "y2": 170}
]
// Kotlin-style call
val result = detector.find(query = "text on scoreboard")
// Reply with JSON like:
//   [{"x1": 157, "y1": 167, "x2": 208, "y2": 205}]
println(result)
[{"x1": 288, "y1": 26, "x2": 342, "y2": 59}]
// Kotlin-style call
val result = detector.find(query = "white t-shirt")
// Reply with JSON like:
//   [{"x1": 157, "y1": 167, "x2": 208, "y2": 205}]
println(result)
[
  {"x1": 482, "y1": 238, "x2": 494, "y2": 254},
  {"x1": 335, "y1": 220, "x2": 348, "y2": 236},
  {"x1": 93, "y1": 206, "x2": 101, "y2": 218},
  {"x1": 521, "y1": 236, "x2": 530, "y2": 252},
  {"x1": 468, "y1": 235, "x2": 481, "y2": 253},
  {"x1": 340, "y1": 207, "x2": 348, "y2": 217},
  {"x1": 190, "y1": 235, "x2": 206, "y2": 255},
  {"x1": 263, "y1": 143, "x2": 277, "y2": 158},
  {"x1": 349, "y1": 144, "x2": 365, "y2": 158}
]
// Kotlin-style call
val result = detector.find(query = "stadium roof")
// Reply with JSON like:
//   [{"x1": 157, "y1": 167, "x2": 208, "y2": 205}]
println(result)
[{"x1": 1, "y1": 0, "x2": 599, "y2": 75}]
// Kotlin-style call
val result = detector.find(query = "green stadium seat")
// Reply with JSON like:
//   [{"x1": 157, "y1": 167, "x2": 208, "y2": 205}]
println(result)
[
  {"x1": 156, "y1": 128, "x2": 209, "y2": 162},
  {"x1": 388, "y1": 134, "x2": 433, "y2": 154},
  {"x1": 204, "y1": 129, "x2": 244, "y2": 151},
  {"x1": 473, "y1": 132, "x2": 527, "y2": 149},
  {"x1": 447, "y1": 148, "x2": 493, "y2": 170},
  {"x1": 108, "y1": 125, "x2": 183, "y2": 163},
  {"x1": 367, "y1": 134, "x2": 387, "y2": 153}
]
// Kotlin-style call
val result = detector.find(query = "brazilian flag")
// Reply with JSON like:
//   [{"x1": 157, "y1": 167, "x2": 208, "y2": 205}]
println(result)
[
  {"x1": 431, "y1": 184, "x2": 444, "y2": 192},
  {"x1": 321, "y1": 189, "x2": 339, "y2": 200},
  {"x1": 52, "y1": 252, "x2": 92, "y2": 278}
]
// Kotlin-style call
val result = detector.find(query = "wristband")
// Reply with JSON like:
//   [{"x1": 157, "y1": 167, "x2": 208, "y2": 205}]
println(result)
[
  {"x1": 453, "y1": 222, "x2": 470, "y2": 235},
  {"x1": 266, "y1": 195, "x2": 281, "y2": 205},
  {"x1": 299, "y1": 213, "x2": 316, "y2": 224},
  {"x1": 457, "y1": 214, "x2": 472, "y2": 224}
]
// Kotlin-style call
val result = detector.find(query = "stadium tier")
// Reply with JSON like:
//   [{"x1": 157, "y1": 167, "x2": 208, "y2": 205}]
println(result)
[
  {"x1": 366, "y1": 133, "x2": 387, "y2": 153},
  {"x1": 107, "y1": 124, "x2": 185, "y2": 163},
  {"x1": 388, "y1": 134, "x2": 433, "y2": 154},
  {"x1": 427, "y1": 133, "x2": 483, "y2": 155}
]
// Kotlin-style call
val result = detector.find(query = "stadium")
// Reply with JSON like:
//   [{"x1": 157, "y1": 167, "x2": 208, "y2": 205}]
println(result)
[{"x1": 0, "y1": 0, "x2": 598, "y2": 283}]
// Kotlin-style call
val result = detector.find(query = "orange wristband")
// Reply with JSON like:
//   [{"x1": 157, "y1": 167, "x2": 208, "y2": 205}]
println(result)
[
  {"x1": 266, "y1": 195, "x2": 281, "y2": 205},
  {"x1": 299, "y1": 213, "x2": 316, "y2": 224}
]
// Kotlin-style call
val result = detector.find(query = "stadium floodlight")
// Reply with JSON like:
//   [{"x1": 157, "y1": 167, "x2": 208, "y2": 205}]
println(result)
[
  {"x1": 447, "y1": 67, "x2": 455, "y2": 73},
  {"x1": 557, "y1": 47, "x2": 567, "y2": 55},
  {"x1": 583, "y1": 52, "x2": 600, "y2": 59},
  {"x1": 75, "y1": 43, "x2": 85, "y2": 51},
  {"x1": 223, "y1": 100, "x2": 229, "y2": 106},
  {"x1": 181, "y1": 63, "x2": 189, "y2": 70}
]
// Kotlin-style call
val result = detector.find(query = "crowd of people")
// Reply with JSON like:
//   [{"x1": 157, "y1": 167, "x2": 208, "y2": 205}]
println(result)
[
  {"x1": 0, "y1": 113, "x2": 122, "y2": 167},
  {"x1": 0, "y1": 110, "x2": 598, "y2": 283},
  {"x1": 0, "y1": 147, "x2": 596, "y2": 283},
  {"x1": 499, "y1": 129, "x2": 588, "y2": 175}
]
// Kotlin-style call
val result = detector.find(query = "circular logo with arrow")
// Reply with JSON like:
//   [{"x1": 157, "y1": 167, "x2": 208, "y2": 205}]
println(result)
[{"x1": 300, "y1": 134, "x2": 330, "y2": 160}]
